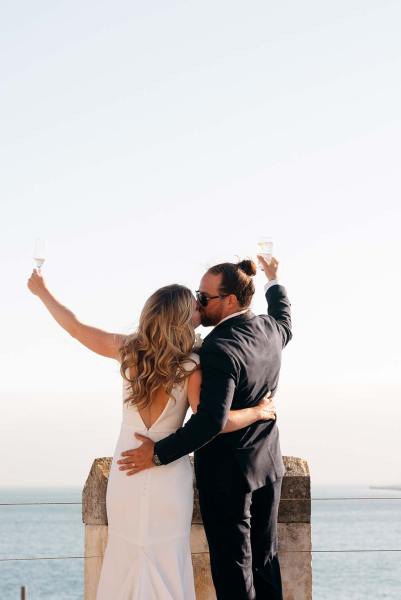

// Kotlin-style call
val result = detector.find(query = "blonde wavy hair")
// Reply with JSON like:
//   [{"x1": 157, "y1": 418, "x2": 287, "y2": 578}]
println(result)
[{"x1": 119, "y1": 284, "x2": 198, "y2": 408}]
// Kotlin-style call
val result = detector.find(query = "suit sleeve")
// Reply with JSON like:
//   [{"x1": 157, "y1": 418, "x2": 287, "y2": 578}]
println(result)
[
  {"x1": 266, "y1": 284, "x2": 292, "y2": 348},
  {"x1": 154, "y1": 347, "x2": 237, "y2": 465}
]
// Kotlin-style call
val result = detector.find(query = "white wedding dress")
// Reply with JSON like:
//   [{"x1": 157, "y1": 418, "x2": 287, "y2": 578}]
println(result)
[{"x1": 96, "y1": 354, "x2": 199, "y2": 600}]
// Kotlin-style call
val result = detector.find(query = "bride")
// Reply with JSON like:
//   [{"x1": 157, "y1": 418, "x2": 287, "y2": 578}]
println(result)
[{"x1": 27, "y1": 270, "x2": 276, "y2": 600}]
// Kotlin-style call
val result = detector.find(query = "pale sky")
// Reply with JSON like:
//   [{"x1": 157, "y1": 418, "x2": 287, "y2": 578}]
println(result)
[{"x1": 1, "y1": 0, "x2": 400, "y2": 487}]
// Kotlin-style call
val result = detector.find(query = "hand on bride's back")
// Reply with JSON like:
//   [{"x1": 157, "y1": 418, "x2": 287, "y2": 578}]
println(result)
[
  {"x1": 27, "y1": 269, "x2": 47, "y2": 297},
  {"x1": 257, "y1": 393, "x2": 276, "y2": 421}
]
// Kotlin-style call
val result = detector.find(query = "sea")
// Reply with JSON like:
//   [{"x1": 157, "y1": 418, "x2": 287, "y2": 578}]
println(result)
[{"x1": 0, "y1": 485, "x2": 400, "y2": 599}]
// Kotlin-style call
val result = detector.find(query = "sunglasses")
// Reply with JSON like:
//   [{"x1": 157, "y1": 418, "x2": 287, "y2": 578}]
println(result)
[{"x1": 195, "y1": 290, "x2": 228, "y2": 307}]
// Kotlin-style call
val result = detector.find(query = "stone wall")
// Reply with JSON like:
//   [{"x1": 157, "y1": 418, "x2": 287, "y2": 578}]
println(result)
[{"x1": 82, "y1": 456, "x2": 311, "y2": 599}]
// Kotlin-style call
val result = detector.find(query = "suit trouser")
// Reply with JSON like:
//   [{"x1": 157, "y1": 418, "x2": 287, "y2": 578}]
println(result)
[{"x1": 198, "y1": 478, "x2": 283, "y2": 600}]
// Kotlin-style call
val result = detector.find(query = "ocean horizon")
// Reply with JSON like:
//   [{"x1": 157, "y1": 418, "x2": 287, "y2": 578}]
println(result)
[{"x1": 1, "y1": 484, "x2": 400, "y2": 599}]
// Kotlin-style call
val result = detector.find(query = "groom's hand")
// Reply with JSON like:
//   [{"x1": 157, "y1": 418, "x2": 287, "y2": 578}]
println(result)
[
  {"x1": 257, "y1": 255, "x2": 279, "y2": 281},
  {"x1": 117, "y1": 434, "x2": 156, "y2": 476}
]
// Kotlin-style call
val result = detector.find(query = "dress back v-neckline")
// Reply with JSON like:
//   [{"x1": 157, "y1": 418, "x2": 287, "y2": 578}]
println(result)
[{"x1": 137, "y1": 395, "x2": 173, "y2": 431}]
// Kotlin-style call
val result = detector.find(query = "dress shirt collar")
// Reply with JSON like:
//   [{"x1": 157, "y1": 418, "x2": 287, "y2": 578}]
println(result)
[{"x1": 216, "y1": 309, "x2": 250, "y2": 327}]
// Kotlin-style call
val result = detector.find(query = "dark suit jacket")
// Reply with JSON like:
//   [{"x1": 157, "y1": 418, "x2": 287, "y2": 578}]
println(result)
[{"x1": 154, "y1": 284, "x2": 292, "y2": 492}]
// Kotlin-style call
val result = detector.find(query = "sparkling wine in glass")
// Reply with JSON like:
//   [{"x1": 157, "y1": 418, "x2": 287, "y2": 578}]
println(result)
[
  {"x1": 33, "y1": 238, "x2": 46, "y2": 270},
  {"x1": 257, "y1": 236, "x2": 273, "y2": 270}
]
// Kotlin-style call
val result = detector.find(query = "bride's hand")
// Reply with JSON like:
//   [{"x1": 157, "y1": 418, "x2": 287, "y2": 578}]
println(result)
[
  {"x1": 27, "y1": 269, "x2": 48, "y2": 297},
  {"x1": 256, "y1": 392, "x2": 276, "y2": 421}
]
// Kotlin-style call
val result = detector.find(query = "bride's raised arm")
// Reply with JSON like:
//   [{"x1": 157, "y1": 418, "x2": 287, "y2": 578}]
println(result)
[
  {"x1": 27, "y1": 269, "x2": 125, "y2": 360},
  {"x1": 187, "y1": 369, "x2": 276, "y2": 433}
]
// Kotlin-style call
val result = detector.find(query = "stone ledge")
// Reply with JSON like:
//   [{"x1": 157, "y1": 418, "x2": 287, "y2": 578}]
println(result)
[
  {"x1": 82, "y1": 455, "x2": 310, "y2": 525},
  {"x1": 280, "y1": 456, "x2": 311, "y2": 524},
  {"x1": 82, "y1": 457, "x2": 111, "y2": 525}
]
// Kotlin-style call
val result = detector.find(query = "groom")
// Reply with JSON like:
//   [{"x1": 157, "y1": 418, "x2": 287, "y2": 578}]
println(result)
[{"x1": 119, "y1": 255, "x2": 291, "y2": 600}]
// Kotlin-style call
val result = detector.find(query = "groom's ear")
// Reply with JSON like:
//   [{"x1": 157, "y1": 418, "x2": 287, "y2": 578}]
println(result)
[{"x1": 227, "y1": 293, "x2": 239, "y2": 308}]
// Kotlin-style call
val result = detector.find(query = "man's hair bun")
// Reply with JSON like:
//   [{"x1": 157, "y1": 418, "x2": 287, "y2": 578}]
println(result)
[{"x1": 237, "y1": 259, "x2": 257, "y2": 277}]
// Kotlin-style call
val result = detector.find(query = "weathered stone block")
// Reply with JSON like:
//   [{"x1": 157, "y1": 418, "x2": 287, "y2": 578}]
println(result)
[
  {"x1": 82, "y1": 455, "x2": 312, "y2": 600},
  {"x1": 82, "y1": 457, "x2": 111, "y2": 526},
  {"x1": 279, "y1": 456, "x2": 311, "y2": 524},
  {"x1": 279, "y1": 523, "x2": 312, "y2": 600},
  {"x1": 190, "y1": 524, "x2": 209, "y2": 554},
  {"x1": 84, "y1": 525, "x2": 108, "y2": 600},
  {"x1": 191, "y1": 553, "x2": 216, "y2": 600}
]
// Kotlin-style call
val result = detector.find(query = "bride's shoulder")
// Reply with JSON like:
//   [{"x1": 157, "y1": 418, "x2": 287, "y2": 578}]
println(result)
[
  {"x1": 184, "y1": 352, "x2": 200, "y2": 370},
  {"x1": 191, "y1": 351, "x2": 200, "y2": 364}
]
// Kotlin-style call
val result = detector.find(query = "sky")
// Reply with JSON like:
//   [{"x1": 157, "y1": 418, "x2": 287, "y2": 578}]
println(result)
[{"x1": 1, "y1": 0, "x2": 400, "y2": 487}]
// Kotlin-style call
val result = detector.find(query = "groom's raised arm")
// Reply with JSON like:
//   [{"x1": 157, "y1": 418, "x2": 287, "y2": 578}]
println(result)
[
  {"x1": 259, "y1": 254, "x2": 292, "y2": 349},
  {"x1": 265, "y1": 283, "x2": 292, "y2": 348},
  {"x1": 154, "y1": 347, "x2": 238, "y2": 465}
]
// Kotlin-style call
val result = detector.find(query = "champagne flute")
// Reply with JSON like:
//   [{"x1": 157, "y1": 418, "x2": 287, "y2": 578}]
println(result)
[
  {"x1": 257, "y1": 236, "x2": 273, "y2": 270},
  {"x1": 33, "y1": 238, "x2": 46, "y2": 270}
]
